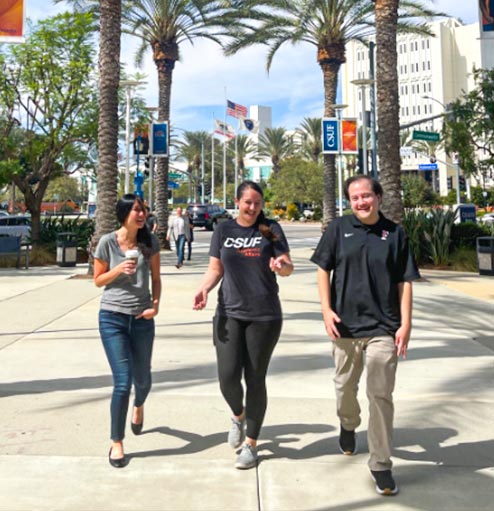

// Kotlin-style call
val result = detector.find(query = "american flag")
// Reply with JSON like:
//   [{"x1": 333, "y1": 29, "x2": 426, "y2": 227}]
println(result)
[{"x1": 227, "y1": 100, "x2": 247, "y2": 119}]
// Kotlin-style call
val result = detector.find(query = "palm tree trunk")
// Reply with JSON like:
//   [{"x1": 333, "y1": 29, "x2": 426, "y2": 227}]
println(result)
[
  {"x1": 320, "y1": 61, "x2": 340, "y2": 229},
  {"x1": 375, "y1": 0, "x2": 404, "y2": 224},
  {"x1": 89, "y1": 0, "x2": 121, "y2": 273},
  {"x1": 155, "y1": 61, "x2": 173, "y2": 250}
]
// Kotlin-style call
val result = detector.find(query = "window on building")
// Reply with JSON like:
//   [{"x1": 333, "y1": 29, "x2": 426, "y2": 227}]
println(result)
[
  {"x1": 427, "y1": 61, "x2": 431, "y2": 70},
  {"x1": 428, "y1": 82, "x2": 432, "y2": 92},
  {"x1": 413, "y1": 106, "x2": 416, "y2": 115}
]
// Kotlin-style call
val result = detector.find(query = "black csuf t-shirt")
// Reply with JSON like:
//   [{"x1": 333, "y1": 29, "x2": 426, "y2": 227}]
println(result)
[
  {"x1": 209, "y1": 218, "x2": 290, "y2": 321},
  {"x1": 311, "y1": 213, "x2": 420, "y2": 338}
]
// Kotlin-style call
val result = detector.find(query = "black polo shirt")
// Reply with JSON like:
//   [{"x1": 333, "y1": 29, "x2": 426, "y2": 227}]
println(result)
[{"x1": 311, "y1": 213, "x2": 420, "y2": 338}]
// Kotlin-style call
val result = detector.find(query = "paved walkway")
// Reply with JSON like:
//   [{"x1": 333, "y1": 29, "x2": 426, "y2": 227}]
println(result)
[{"x1": 0, "y1": 245, "x2": 493, "y2": 510}]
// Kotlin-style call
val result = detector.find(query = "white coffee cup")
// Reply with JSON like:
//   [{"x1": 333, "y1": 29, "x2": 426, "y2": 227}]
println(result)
[{"x1": 125, "y1": 249, "x2": 140, "y2": 273}]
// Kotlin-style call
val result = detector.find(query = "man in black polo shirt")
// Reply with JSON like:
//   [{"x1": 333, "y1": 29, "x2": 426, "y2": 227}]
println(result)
[{"x1": 311, "y1": 175, "x2": 420, "y2": 496}]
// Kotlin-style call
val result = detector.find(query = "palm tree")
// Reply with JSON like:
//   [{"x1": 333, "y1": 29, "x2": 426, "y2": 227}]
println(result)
[
  {"x1": 225, "y1": 0, "x2": 375, "y2": 227},
  {"x1": 257, "y1": 127, "x2": 296, "y2": 175},
  {"x1": 229, "y1": 134, "x2": 257, "y2": 181},
  {"x1": 373, "y1": 0, "x2": 440, "y2": 223},
  {"x1": 121, "y1": 0, "x2": 242, "y2": 247},
  {"x1": 298, "y1": 117, "x2": 322, "y2": 163},
  {"x1": 90, "y1": 0, "x2": 122, "y2": 271}
]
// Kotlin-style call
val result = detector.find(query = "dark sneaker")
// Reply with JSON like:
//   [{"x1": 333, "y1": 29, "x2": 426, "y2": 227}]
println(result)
[
  {"x1": 371, "y1": 470, "x2": 399, "y2": 496},
  {"x1": 228, "y1": 417, "x2": 245, "y2": 449},
  {"x1": 235, "y1": 444, "x2": 258, "y2": 470},
  {"x1": 339, "y1": 426, "x2": 357, "y2": 455}
]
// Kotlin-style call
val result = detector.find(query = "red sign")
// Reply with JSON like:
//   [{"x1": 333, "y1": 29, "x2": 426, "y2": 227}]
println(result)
[{"x1": 341, "y1": 119, "x2": 358, "y2": 154}]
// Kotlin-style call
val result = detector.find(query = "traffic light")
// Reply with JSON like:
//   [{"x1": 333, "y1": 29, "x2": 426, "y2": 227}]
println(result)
[
  {"x1": 144, "y1": 157, "x2": 150, "y2": 177},
  {"x1": 459, "y1": 175, "x2": 466, "y2": 191},
  {"x1": 447, "y1": 176, "x2": 453, "y2": 191},
  {"x1": 430, "y1": 156, "x2": 436, "y2": 163}
]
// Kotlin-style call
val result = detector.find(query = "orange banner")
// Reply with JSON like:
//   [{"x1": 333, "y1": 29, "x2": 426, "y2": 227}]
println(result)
[
  {"x1": 0, "y1": 0, "x2": 25, "y2": 40},
  {"x1": 341, "y1": 119, "x2": 358, "y2": 154}
]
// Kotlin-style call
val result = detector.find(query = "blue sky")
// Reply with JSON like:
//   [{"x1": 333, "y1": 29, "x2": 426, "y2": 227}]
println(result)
[{"x1": 26, "y1": 1, "x2": 479, "y2": 133}]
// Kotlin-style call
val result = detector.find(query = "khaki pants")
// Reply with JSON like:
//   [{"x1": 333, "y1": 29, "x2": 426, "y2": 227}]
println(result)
[{"x1": 332, "y1": 335, "x2": 398, "y2": 471}]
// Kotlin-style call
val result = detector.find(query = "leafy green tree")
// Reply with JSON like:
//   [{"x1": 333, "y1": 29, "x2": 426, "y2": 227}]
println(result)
[
  {"x1": 443, "y1": 68, "x2": 494, "y2": 187},
  {"x1": 0, "y1": 12, "x2": 98, "y2": 244},
  {"x1": 45, "y1": 175, "x2": 86, "y2": 204},
  {"x1": 269, "y1": 157, "x2": 323, "y2": 207},
  {"x1": 401, "y1": 174, "x2": 438, "y2": 208},
  {"x1": 257, "y1": 127, "x2": 296, "y2": 174}
]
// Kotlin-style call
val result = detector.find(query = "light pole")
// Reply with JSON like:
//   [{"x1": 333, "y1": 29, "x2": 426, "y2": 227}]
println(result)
[
  {"x1": 368, "y1": 42, "x2": 378, "y2": 179},
  {"x1": 329, "y1": 104, "x2": 348, "y2": 216},
  {"x1": 145, "y1": 107, "x2": 159, "y2": 210},
  {"x1": 422, "y1": 95, "x2": 461, "y2": 204},
  {"x1": 120, "y1": 79, "x2": 147, "y2": 194},
  {"x1": 351, "y1": 79, "x2": 373, "y2": 176}
]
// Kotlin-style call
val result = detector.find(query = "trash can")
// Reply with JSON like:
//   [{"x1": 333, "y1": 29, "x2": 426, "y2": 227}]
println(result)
[
  {"x1": 476, "y1": 237, "x2": 494, "y2": 276},
  {"x1": 56, "y1": 232, "x2": 78, "y2": 267}
]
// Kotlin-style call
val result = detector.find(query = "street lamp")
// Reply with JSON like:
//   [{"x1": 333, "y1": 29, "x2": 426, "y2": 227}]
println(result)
[
  {"x1": 422, "y1": 95, "x2": 461, "y2": 205},
  {"x1": 329, "y1": 103, "x2": 348, "y2": 217},
  {"x1": 351, "y1": 78, "x2": 374, "y2": 177},
  {"x1": 120, "y1": 79, "x2": 147, "y2": 194}
]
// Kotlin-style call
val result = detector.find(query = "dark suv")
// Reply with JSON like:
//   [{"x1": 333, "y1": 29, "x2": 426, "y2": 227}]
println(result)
[{"x1": 186, "y1": 204, "x2": 232, "y2": 231}]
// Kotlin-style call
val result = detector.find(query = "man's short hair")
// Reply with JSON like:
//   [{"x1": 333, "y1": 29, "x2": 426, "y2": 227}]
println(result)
[{"x1": 343, "y1": 175, "x2": 383, "y2": 200}]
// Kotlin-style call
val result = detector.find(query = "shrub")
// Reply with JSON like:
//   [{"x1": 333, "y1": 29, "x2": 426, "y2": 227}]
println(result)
[
  {"x1": 422, "y1": 208, "x2": 456, "y2": 266},
  {"x1": 39, "y1": 216, "x2": 95, "y2": 254},
  {"x1": 272, "y1": 208, "x2": 286, "y2": 219},
  {"x1": 312, "y1": 205, "x2": 323, "y2": 221},
  {"x1": 451, "y1": 221, "x2": 490, "y2": 250},
  {"x1": 286, "y1": 203, "x2": 300, "y2": 221}
]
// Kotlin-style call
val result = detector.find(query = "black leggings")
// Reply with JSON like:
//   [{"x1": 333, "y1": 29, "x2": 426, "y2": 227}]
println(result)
[{"x1": 213, "y1": 315, "x2": 282, "y2": 440}]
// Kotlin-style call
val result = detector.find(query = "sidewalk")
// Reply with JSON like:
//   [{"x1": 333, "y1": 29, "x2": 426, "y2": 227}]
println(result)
[{"x1": 0, "y1": 246, "x2": 493, "y2": 511}]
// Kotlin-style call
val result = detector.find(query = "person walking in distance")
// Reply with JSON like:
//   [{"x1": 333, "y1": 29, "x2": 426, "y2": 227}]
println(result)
[
  {"x1": 184, "y1": 210, "x2": 194, "y2": 261},
  {"x1": 311, "y1": 176, "x2": 420, "y2": 495},
  {"x1": 167, "y1": 206, "x2": 190, "y2": 268},
  {"x1": 94, "y1": 194, "x2": 161, "y2": 468},
  {"x1": 193, "y1": 181, "x2": 293, "y2": 469}
]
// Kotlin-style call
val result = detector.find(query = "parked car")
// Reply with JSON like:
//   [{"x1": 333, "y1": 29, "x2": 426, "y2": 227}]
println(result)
[
  {"x1": 0, "y1": 215, "x2": 31, "y2": 242},
  {"x1": 0, "y1": 211, "x2": 9, "y2": 217},
  {"x1": 186, "y1": 204, "x2": 232, "y2": 231},
  {"x1": 479, "y1": 213, "x2": 494, "y2": 226}
]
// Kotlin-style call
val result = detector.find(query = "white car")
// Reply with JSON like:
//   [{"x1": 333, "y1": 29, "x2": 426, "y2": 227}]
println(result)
[
  {"x1": 479, "y1": 213, "x2": 494, "y2": 225},
  {"x1": 0, "y1": 215, "x2": 31, "y2": 242}
]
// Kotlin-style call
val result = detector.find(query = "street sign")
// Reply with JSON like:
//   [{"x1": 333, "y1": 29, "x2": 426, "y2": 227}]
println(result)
[
  {"x1": 168, "y1": 172, "x2": 182, "y2": 179},
  {"x1": 412, "y1": 130, "x2": 440, "y2": 142},
  {"x1": 322, "y1": 118, "x2": 340, "y2": 154},
  {"x1": 418, "y1": 163, "x2": 438, "y2": 171},
  {"x1": 168, "y1": 181, "x2": 179, "y2": 189},
  {"x1": 400, "y1": 146, "x2": 413, "y2": 156}
]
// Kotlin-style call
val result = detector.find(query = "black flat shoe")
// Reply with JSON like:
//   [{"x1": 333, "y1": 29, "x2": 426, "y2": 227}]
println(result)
[
  {"x1": 131, "y1": 421, "x2": 143, "y2": 435},
  {"x1": 108, "y1": 448, "x2": 126, "y2": 468}
]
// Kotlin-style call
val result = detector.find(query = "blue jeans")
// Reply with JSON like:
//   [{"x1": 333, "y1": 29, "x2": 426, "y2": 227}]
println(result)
[
  {"x1": 99, "y1": 310, "x2": 155, "y2": 441},
  {"x1": 176, "y1": 234, "x2": 186, "y2": 264}
]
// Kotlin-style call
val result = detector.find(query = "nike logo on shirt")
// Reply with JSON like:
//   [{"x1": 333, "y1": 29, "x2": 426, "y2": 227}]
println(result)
[{"x1": 344, "y1": 233, "x2": 354, "y2": 238}]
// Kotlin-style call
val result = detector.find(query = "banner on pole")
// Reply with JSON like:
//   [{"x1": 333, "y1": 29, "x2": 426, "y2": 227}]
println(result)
[
  {"x1": 214, "y1": 119, "x2": 235, "y2": 139},
  {"x1": 0, "y1": 0, "x2": 25, "y2": 43},
  {"x1": 341, "y1": 118, "x2": 358, "y2": 154},
  {"x1": 149, "y1": 122, "x2": 168, "y2": 157},
  {"x1": 322, "y1": 118, "x2": 339, "y2": 154}
]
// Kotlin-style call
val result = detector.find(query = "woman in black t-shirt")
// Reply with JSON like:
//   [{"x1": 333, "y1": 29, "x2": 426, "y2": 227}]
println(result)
[{"x1": 193, "y1": 181, "x2": 293, "y2": 469}]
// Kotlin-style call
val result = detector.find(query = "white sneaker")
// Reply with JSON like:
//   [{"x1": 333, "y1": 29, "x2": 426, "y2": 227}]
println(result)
[{"x1": 235, "y1": 444, "x2": 258, "y2": 470}]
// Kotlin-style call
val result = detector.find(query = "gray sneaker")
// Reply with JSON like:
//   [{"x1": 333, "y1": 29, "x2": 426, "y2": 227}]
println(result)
[
  {"x1": 228, "y1": 417, "x2": 245, "y2": 449},
  {"x1": 235, "y1": 444, "x2": 258, "y2": 470}
]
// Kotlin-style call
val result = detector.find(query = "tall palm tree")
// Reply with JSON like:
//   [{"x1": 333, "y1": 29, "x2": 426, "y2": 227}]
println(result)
[
  {"x1": 122, "y1": 0, "x2": 242, "y2": 247},
  {"x1": 229, "y1": 134, "x2": 257, "y2": 180},
  {"x1": 91, "y1": 0, "x2": 122, "y2": 269},
  {"x1": 373, "y1": 0, "x2": 440, "y2": 223},
  {"x1": 257, "y1": 127, "x2": 296, "y2": 175},
  {"x1": 226, "y1": 0, "x2": 375, "y2": 228},
  {"x1": 298, "y1": 117, "x2": 322, "y2": 163}
]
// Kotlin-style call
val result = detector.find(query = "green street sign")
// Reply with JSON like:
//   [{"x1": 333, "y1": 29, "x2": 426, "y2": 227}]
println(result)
[
  {"x1": 412, "y1": 130, "x2": 440, "y2": 142},
  {"x1": 168, "y1": 172, "x2": 182, "y2": 179}
]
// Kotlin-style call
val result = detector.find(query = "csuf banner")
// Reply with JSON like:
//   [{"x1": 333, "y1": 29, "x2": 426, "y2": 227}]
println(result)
[
  {"x1": 0, "y1": 0, "x2": 25, "y2": 42},
  {"x1": 479, "y1": 0, "x2": 494, "y2": 32}
]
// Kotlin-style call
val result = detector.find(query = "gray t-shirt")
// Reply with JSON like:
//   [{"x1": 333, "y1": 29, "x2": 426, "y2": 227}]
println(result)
[{"x1": 94, "y1": 231, "x2": 160, "y2": 315}]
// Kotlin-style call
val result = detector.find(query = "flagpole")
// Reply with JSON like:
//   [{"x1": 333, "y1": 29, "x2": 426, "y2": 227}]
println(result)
[
  {"x1": 234, "y1": 127, "x2": 238, "y2": 212},
  {"x1": 211, "y1": 113, "x2": 215, "y2": 203},
  {"x1": 223, "y1": 87, "x2": 227, "y2": 207}
]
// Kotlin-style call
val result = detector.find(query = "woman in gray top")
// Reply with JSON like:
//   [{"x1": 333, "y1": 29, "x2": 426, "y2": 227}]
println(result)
[{"x1": 94, "y1": 194, "x2": 161, "y2": 468}]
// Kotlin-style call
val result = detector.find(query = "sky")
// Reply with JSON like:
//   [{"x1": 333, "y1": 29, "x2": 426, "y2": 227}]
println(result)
[{"x1": 25, "y1": 0, "x2": 480, "y2": 134}]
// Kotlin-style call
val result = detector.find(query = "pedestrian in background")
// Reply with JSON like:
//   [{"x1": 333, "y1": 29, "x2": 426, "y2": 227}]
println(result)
[
  {"x1": 167, "y1": 206, "x2": 190, "y2": 268},
  {"x1": 184, "y1": 209, "x2": 194, "y2": 261},
  {"x1": 145, "y1": 205, "x2": 158, "y2": 234},
  {"x1": 193, "y1": 180, "x2": 293, "y2": 470},
  {"x1": 311, "y1": 175, "x2": 420, "y2": 495},
  {"x1": 94, "y1": 194, "x2": 161, "y2": 468}
]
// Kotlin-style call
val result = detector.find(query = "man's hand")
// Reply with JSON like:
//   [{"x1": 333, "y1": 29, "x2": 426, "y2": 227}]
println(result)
[
  {"x1": 322, "y1": 308, "x2": 342, "y2": 339},
  {"x1": 395, "y1": 324, "x2": 411, "y2": 358}
]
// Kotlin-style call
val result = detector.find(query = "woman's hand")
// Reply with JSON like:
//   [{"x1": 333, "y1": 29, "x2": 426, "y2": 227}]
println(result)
[
  {"x1": 119, "y1": 259, "x2": 137, "y2": 275},
  {"x1": 136, "y1": 308, "x2": 158, "y2": 320},
  {"x1": 269, "y1": 254, "x2": 293, "y2": 277},
  {"x1": 193, "y1": 289, "x2": 208, "y2": 310}
]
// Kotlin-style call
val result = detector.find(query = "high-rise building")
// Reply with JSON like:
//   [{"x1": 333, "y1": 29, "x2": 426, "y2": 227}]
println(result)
[
  {"x1": 244, "y1": 105, "x2": 273, "y2": 182},
  {"x1": 341, "y1": 17, "x2": 493, "y2": 196}
]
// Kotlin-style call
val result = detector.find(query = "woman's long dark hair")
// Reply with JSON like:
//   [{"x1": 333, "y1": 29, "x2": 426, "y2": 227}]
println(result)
[
  {"x1": 116, "y1": 194, "x2": 152, "y2": 248},
  {"x1": 236, "y1": 181, "x2": 278, "y2": 241}
]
